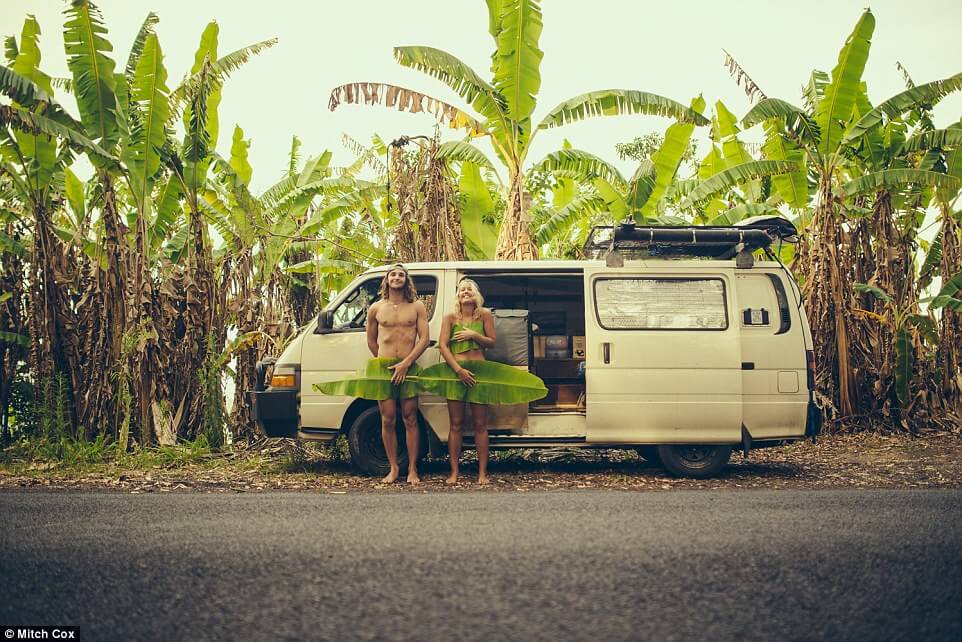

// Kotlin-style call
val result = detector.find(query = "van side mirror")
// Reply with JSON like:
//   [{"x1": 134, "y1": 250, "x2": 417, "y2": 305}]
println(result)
[{"x1": 315, "y1": 310, "x2": 334, "y2": 334}]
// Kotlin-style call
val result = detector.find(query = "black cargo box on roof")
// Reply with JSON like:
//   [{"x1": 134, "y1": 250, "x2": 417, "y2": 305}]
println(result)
[{"x1": 583, "y1": 216, "x2": 798, "y2": 260}]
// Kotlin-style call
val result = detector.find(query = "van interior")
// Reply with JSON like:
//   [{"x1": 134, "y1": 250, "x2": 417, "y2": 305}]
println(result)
[{"x1": 465, "y1": 273, "x2": 585, "y2": 415}]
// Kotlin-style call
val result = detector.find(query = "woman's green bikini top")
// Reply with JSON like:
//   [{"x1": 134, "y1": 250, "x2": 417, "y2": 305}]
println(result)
[{"x1": 450, "y1": 320, "x2": 485, "y2": 354}]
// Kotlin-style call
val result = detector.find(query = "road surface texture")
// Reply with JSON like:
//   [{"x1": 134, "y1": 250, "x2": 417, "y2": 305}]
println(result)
[{"x1": 1, "y1": 489, "x2": 960, "y2": 641}]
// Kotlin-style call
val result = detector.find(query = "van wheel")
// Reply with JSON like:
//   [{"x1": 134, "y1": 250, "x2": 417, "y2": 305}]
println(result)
[
  {"x1": 347, "y1": 406, "x2": 426, "y2": 476},
  {"x1": 656, "y1": 445, "x2": 732, "y2": 478},
  {"x1": 636, "y1": 446, "x2": 661, "y2": 465}
]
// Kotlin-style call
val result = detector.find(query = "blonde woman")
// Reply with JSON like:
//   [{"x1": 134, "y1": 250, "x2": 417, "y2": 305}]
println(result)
[{"x1": 438, "y1": 279, "x2": 496, "y2": 485}]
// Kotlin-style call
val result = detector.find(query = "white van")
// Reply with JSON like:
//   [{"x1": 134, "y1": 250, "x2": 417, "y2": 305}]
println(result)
[{"x1": 250, "y1": 220, "x2": 821, "y2": 478}]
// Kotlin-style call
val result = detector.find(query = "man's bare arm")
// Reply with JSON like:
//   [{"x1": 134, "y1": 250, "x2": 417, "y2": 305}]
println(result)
[{"x1": 366, "y1": 302, "x2": 380, "y2": 357}]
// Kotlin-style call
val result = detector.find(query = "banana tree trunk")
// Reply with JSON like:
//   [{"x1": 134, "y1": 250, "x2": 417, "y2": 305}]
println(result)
[
  {"x1": 28, "y1": 204, "x2": 79, "y2": 434},
  {"x1": 938, "y1": 207, "x2": 962, "y2": 411},
  {"x1": 229, "y1": 252, "x2": 260, "y2": 441},
  {"x1": 78, "y1": 173, "x2": 128, "y2": 441},
  {"x1": 0, "y1": 232, "x2": 26, "y2": 443},
  {"x1": 129, "y1": 209, "x2": 156, "y2": 446},
  {"x1": 389, "y1": 136, "x2": 465, "y2": 262},
  {"x1": 800, "y1": 174, "x2": 857, "y2": 417},
  {"x1": 495, "y1": 172, "x2": 538, "y2": 261},
  {"x1": 181, "y1": 199, "x2": 217, "y2": 441},
  {"x1": 860, "y1": 192, "x2": 914, "y2": 407}
]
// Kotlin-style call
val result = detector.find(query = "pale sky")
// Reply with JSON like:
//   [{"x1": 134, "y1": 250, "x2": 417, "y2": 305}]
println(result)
[{"x1": 4, "y1": 0, "x2": 962, "y2": 193}]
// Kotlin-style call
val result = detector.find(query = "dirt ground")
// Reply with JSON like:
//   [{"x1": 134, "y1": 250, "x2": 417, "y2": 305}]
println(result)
[{"x1": 1, "y1": 431, "x2": 960, "y2": 493}]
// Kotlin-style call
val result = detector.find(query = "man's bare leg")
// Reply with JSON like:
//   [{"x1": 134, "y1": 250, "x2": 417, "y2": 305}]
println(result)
[
  {"x1": 401, "y1": 397, "x2": 420, "y2": 484},
  {"x1": 470, "y1": 402, "x2": 490, "y2": 485},
  {"x1": 446, "y1": 401, "x2": 465, "y2": 485},
  {"x1": 378, "y1": 399, "x2": 400, "y2": 483}
]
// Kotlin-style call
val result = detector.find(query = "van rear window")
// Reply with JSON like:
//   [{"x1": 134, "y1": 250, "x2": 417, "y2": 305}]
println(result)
[{"x1": 594, "y1": 278, "x2": 728, "y2": 330}]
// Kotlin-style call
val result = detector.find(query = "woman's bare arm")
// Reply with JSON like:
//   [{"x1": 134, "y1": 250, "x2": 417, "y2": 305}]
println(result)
[{"x1": 473, "y1": 308, "x2": 496, "y2": 349}]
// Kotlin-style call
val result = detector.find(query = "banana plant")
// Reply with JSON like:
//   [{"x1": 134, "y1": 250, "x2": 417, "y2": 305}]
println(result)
[
  {"x1": 328, "y1": 0, "x2": 708, "y2": 260},
  {"x1": 683, "y1": 100, "x2": 800, "y2": 224},
  {"x1": 529, "y1": 99, "x2": 704, "y2": 246},
  {"x1": 738, "y1": 8, "x2": 962, "y2": 416},
  {"x1": 853, "y1": 283, "x2": 937, "y2": 407},
  {"x1": 528, "y1": 97, "x2": 799, "y2": 253},
  {"x1": 0, "y1": 15, "x2": 114, "y2": 434},
  {"x1": 931, "y1": 270, "x2": 962, "y2": 312}
]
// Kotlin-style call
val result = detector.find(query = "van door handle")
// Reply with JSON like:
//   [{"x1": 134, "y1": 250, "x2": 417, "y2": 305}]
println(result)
[
  {"x1": 427, "y1": 340, "x2": 437, "y2": 347},
  {"x1": 603, "y1": 342, "x2": 611, "y2": 364}
]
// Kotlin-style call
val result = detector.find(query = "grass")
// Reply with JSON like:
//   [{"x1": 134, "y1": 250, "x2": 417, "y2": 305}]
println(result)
[{"x1": 0, "y1": 433, "x2": 237, "y2": 476}]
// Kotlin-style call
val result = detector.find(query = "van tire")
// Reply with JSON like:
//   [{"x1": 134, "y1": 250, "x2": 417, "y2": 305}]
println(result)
[
  {"x1": 347, "y1": 406, "x2": 426, "y2": 476},
  {"x1": 657, "y1": 445, "x2": 732, "y2": 478}
]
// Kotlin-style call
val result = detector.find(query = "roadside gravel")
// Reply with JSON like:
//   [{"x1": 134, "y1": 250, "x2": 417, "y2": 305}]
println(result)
[{"x1": 1, "y1": 432, "x2": 959, "y2": 493}]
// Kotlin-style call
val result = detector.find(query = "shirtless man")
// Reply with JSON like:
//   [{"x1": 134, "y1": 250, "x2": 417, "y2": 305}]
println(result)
[{"x1": 366, "y1": 264, "x2": 430, "y2": 484}]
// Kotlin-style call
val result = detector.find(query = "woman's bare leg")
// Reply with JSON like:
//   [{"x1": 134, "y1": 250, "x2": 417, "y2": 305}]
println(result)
[
  {"x1": 470, "y1": 402, "x2": 489, "y2": 485},
  {"x1": 446, "y1": 400, "x2": 465, "y2": 484}
]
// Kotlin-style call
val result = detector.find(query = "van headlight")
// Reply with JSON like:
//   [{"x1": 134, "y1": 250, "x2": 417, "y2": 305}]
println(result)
[{"x1": 270, "y1": 373, "x2": 296, "y2": 388}]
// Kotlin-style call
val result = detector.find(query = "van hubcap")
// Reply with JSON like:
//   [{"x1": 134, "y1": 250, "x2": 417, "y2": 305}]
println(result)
[{"x1": 675, "y1": 446, "x2": 716, "y2": 469}]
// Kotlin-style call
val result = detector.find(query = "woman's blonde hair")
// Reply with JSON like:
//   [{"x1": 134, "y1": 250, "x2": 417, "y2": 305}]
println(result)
[{"x1": 453, "y1": 278, "x2": 484, "y2": 321}]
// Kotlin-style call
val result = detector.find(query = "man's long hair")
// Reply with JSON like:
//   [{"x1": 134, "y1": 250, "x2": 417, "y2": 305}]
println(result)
[{"x1": 379, "y1": 264, "x2": 418, "y2": 303}]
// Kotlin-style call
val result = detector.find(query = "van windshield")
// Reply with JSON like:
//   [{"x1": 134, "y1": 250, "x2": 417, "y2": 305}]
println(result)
[{"x1": 330, "y1": 275, "x2": 438, "y2": 330}]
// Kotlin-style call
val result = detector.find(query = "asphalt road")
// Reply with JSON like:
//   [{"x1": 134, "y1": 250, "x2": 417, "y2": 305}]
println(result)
[{"x1": 1, "y1": 489, "x2": 960, "y2": 641}]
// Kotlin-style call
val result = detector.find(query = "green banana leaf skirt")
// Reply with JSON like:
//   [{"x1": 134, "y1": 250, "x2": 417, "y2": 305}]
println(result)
[{"x1": 313, "y1": 357, "x2": 422, "y2": 401}]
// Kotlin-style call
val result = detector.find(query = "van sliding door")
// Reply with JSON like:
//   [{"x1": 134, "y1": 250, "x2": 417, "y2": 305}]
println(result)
[{"x1": 583, "y1": 265, "x2": 742, "y2": 444}]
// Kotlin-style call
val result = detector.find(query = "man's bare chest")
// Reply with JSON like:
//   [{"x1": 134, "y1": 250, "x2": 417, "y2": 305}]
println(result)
[{"x1": 376, "y1": 304, "x2": 417, "y2": 329}]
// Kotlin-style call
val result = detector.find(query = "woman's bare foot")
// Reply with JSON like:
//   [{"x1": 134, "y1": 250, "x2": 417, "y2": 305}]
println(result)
[
  {"x1": 381, "y1": 468, "x2": 399, "y2": 484},
  {"x1": 406, "y1": 472, "x2": 421, "y2": 485},
  {"x1": 477, "y1": 474, "x2": 489, "y2": 486},
  {"x1": 445, "y1": 473, "x2": 459, "y2": 485}
]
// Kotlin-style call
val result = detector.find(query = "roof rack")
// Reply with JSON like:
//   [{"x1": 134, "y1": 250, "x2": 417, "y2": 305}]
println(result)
[{"x1": 583, "y1": 215, "x2": 798, "y2": 261}]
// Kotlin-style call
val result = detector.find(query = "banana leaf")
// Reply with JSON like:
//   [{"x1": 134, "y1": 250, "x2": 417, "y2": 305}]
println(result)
[
  {"x1": 313, "y1": 358, "x2": 421, "y2": 400},
  {"x1": 417, "y1": 360, "x2": 548, "y2": 404},
  {"x1": 894, "y1": 326, "x2": 913, "y2": 406},
  {"x1": 448, "y1": 322, "x2": 482, "y2": 354}
]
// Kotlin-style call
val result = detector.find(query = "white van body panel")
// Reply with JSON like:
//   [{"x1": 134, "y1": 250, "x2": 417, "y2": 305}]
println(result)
[
  {"x1": 584, "y1": 263, "x2": 743, "y2": 443},
  {"x1": 735, "y1": 271, "x2": 809, "y2": 439}
]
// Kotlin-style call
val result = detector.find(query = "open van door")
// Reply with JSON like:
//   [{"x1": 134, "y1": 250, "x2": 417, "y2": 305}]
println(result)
[{"x1": 583, "y1": 264, "x2": 743, "y2": 444}]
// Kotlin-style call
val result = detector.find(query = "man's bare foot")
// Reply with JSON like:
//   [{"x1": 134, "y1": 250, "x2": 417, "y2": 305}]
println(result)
[
  {"x1": 381, "y1": 469, "x2": 399, "y2": 484},
  {"x1": 477, "y1": 474, "x2": 489, "y2": 486},
  {"x1": 407, "y1": 472, "x2": 421, "y2": 485},
  {"x1": 445, "y1": 473, "x2": 459, "y2": 485}
]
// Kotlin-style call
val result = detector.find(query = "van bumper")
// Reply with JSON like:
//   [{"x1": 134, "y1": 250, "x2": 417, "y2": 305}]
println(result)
[
  {"x1": 249, "y1": 389, "x2": 299, "y2": 438},
  {"x1": 805, "y1": 398, "x2": 822, "y2": 441}
]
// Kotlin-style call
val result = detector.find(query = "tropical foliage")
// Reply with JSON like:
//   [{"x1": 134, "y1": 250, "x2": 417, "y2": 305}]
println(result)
[
  {"x1": 0, "y1": 1, "x2": 960, "y2": 454},
  {"x1": 328, "y1": 0, "x2": 708, "y2": 260}
]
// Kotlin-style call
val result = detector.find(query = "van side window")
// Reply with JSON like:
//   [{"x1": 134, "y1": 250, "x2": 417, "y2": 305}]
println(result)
[
  {"x1": 330, "y1": 276, "x2": 438, "y2": 330},
  {"x1": 594, "y1": 278, "x2": 728, "y2": 330},
  {"x1": 766, "y1": 274, "x2": 792, "y2": 334}
]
